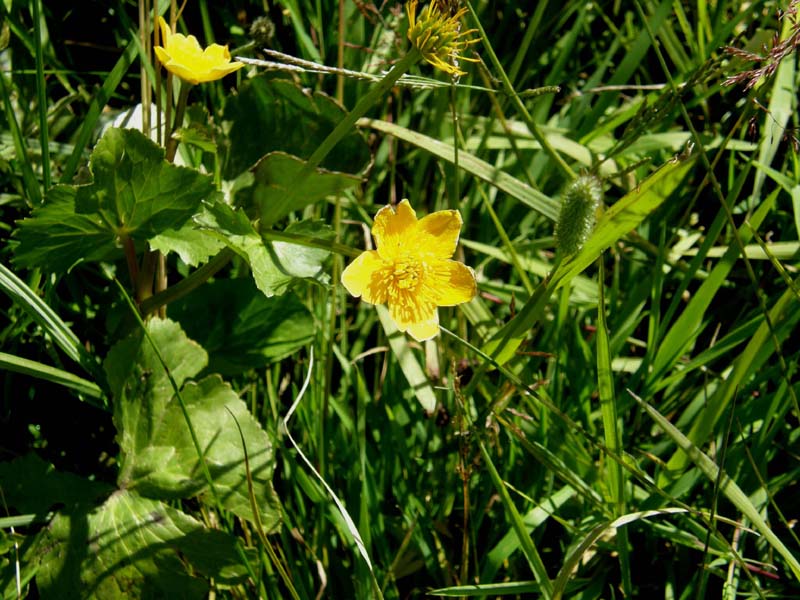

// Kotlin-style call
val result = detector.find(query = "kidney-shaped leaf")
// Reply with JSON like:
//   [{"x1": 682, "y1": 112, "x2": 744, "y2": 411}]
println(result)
[
  {"x1": 224, "y1": 76, "x2": 371, "y2": 178},
  {"x1": 36, "y1": 490, "x2": 250, "y2": 600},
  {"x1": 252, "y1": 151, "x2": 361, "y2": 226},
  {"x1": 105, "y1": 319, "x2": 280, "y2": 529},
  {"x1": 170, "y1": 278, "x2": 314, "y2": 375},
  {"x1": 75, "y1": 127, "x2": 215, "y2": 239}
]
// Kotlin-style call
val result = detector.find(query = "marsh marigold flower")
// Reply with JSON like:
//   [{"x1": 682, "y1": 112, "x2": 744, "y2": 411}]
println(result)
[
  {"x1": 154, "y1": 16, "x2": 245, "y2": 85},
  {"x1": 406, "y1": 0, "x2": 479, "y2": 77},
  {"x1": 342, "y1": 200, "x2": 477, "y2": 341}
]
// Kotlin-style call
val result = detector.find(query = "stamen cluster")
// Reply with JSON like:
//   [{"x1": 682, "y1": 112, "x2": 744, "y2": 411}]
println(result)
[{"x1": 406, "y1": 0, "x2": 479, "y2": 77}]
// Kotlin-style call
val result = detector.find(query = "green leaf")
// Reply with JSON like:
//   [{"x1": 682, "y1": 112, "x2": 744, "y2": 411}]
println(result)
[
  {"x1": 197, "y1": 200, "x2": 332, "y2": 296},
  {"x1": 36, "y1": 490, "x2": 250, "y2": 600},
  {"x1": 271, "y1": 219, "x2": 335, "y2": 280},
  {"x1": 252, "y1": 152, "x2": 360, "y2": 226},
  {"x1": 105, "y1": 318, "x2": 207, "y2": 419},
  {"x1": 170, "y1": 278, "x2": 315, "y2": 375},
  {"x1": 74, "y1": 127, "x2": 215, "y2": 239},
  {"x1": 0, "y1": 454, "x2": 112, "y2": 515},
  {"x1": 156, "y1": 376, "x2": 281, "y2": 527},
  {"x1": 224, "y1": 76, "x2": 371, "y2": 179},
  {"x1": 13, "y1": 185, "x2": 118, "y2": 272},
  {"x1": 105, "y1": 319, "x2": 280, "y2": 529},
  {"x1": 148, "y1": 212, "x2": 226, "y2": 268},
  {"x1": 13, "y1": 128, "x2": 215, "y2": 272}
]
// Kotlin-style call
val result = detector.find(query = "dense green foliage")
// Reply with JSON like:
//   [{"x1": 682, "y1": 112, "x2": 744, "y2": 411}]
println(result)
[{"x1": 1, "y1": 1, "x2": 799, "y2": 598}]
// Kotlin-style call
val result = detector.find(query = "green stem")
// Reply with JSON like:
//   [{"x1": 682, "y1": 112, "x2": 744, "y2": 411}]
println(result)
[
  {"x1": 261, "y1": 228, "x2": 361, "y2": 258},
  {"x1": 305, "y1": 48, "x2": 420, "y2": 171},
  {"x1": 165, "y1": 81, "x2": 191, "y2": 162},
  {"x1": 136, "y1": 248, "x2": 158, "y2": 304},
  {"x1": 32, "y1": 0, "x2": 50, "y2": 194},
  {"x1": 139, "y1": 247, "x2": 235, "y2": 316},
  {"x1": 463, "y1": 0, "x2": 575, "y2": 181}
]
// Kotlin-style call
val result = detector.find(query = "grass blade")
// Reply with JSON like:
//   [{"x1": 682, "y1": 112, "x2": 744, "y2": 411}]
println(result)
[
  {"x1": 376, "y1": 305, "x2": 437, "y2": 413},
  {"x1": 358, "y1": 118, "x2": 560, "y2": 221},
  {"x1": 0, "y1": 262, "x2": 102, "y2": 386},
  {"x1": 0, "y1": 351, "x2": 103, "y2": 404},
  {"x1": 554, "y1": 156, "x2": 695, "y2": 287},
  {"x1": 631, "y1": 391, "x2": 800, "y2": 582},
  {"x1": 477, "y1": 439, "x2": 552, "y2": 599},
  {"x1": 595, "y1": 259, "x2": 630, "y2": 594}
]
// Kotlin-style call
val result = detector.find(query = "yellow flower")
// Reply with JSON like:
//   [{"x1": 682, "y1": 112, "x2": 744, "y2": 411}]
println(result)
[
  {"x1": 154, "y1": 16, "x2": 245, "y2": 85},
  {"x1": 342, "y1": 200, "x2": 477, "y2": 341},
  {"x1": 406, "y1": 0, "x2": 479, "y2": 77}
]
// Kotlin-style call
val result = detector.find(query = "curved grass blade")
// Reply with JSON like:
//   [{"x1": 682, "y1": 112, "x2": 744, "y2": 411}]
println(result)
[
  {"x1": 0, "y1": 262, "x2": 103, "y2": 388},
  {"x1": 358, "y1": 118, "x2": 560, "y2": 221},
  {"x1": 0, "y1": 352, "x2": 103, "y2": 404},
  {"x1": 552, "y1": 508, "x2": 688, "y2": 600},
  {"x1": 282, "y1": 348, "x2": 384, "y2": 599},
  {"x1": 631, "y1": 390, "x2": 800, "y2": 582}
]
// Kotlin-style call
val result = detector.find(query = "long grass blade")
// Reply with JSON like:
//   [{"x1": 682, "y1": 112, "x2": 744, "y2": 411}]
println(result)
[{"x1": 631, "y1": 390, "x2": 800, "y2": 581}]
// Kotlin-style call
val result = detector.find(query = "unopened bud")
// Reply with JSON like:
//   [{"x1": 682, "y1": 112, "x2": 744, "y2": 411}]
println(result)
[{"x1": 555, "y1": 174, "x2": 603, "y2": 256}]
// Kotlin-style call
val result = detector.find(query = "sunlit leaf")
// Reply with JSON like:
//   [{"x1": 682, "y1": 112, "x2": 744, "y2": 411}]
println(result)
[
  {"x1": 13, "y1": 128, "x2": 215, "y2": 272},
  {"x1": 105, "y1": 319, "x2": 280, "y2": 528},
  {"x1": 197, "y1": 200, "x2": 332, "y2": 296},
  {"x1": 271, "y1": 219, "x2": 335, "y2": 280},
  {"x1": 148, "y1": 200, "x2": 226, "y2": 268},
  {"x1": 36, "y1": 490, "x2": 250, "y2": 599},
  {"x1": 252, "y1": 151, "x2": 361, "y2": 226},
  {"x1": 74, "y1": 128, "x2": 214, "y2": 237}
]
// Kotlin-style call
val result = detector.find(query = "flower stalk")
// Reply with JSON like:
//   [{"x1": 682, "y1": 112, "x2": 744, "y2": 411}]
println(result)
[{"x1": 305, "y1": 48, "x2": 421, "y2": 171}]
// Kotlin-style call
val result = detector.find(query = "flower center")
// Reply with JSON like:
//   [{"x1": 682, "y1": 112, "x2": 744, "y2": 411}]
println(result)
[{"x1": 391, "y1": 258, "x2": 425, "y2": 291}]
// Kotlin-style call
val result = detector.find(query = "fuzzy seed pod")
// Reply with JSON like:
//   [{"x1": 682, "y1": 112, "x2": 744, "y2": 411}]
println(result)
[
  {"x1": 555, "y1": 174, "x2": 603, "y2": 256},
  {"x1": 250, "y1": 16, "x2": 275, "y2": 49}
]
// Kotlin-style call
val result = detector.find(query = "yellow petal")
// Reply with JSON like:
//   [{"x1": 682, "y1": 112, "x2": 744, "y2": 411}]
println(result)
[
  {"x1": 153, "y1": 46, "x2": 171, "y2": 68},
  {"x1": 372, "y1": 199, "x2": 417, "y2": 261},
  {"x1": 431, "y1": 260, "x2": 477, "y2": 306},
  {"x1": 154, "y1": 17, "x2": 243, "y2": 85},
  {"x1": 416, "y1": 209, "x2": 462, "y2": 259},
  {"x1": 157, "y1": 16, "x2": 171, "y2": 42},
  {"x1": 389, "y1": 296, "x2": 437, "y2": 336},
  {"x1": 406, "y1": 313, "x2": 440, "y2": 342},
  {"x1": 161, "y1": 61, "x2": 202, "y2": 85},
  {"x1": 204, "y1": 43, "x2": 232, "y2": 61},
  {"x1": 208, "y1": 61, "x2": 245, "y2": 80},
  {"x1": 341, "y1": 250, "x2": 387, "y2": 305}
]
